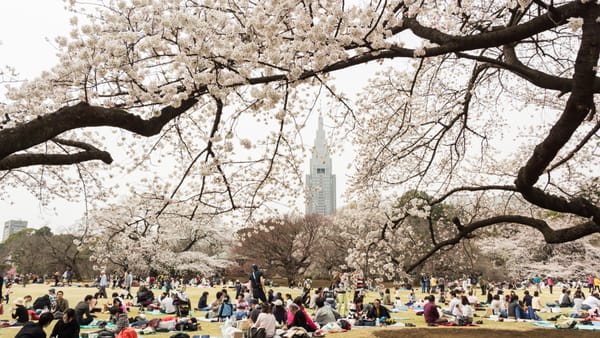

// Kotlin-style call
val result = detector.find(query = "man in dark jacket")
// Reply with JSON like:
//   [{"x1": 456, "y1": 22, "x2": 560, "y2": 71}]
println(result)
[
  {"x1": 74, "y1": 295, "x2": 95, "y2": 325},
  {"x1": 15, "y1": 312, "x2": 53, "y2": 338},
  {"x1": 366, "y1": 298, "x2": 391, "y2": 321},
  {"x1": 32, "y1": 294, "x2": 52, "y2": 312}
]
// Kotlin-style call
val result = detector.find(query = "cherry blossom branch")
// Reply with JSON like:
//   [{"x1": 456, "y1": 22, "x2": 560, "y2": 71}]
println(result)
[
  {"x1": 0, "y1": 138, "x2": 113, "y2": 170},
  {"x1": 404, "y1": 215, "x2": 600, "y2": 272},
  {"x1": 430, "y1": 185, "x2": 518, "y2": 205},
  {"x1": 546, "y1": 117, "x2": 600, "y2": 173},
  {"x1": 515, "y1": 9, "x2": 600, "y2": 221}
]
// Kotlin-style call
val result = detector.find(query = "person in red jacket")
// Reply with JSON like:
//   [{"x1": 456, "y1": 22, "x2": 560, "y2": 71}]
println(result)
[{"x1": 423, "y1": 295, "x2": 448, "y2": 326}]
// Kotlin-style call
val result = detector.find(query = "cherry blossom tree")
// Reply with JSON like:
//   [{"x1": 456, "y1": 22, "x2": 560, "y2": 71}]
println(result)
[
  {"x1": 1, "y1": 0, "x2": 599, "y2": 274},
  {"x1": 84, "y1": 192, "x2": 231, "y2": 276},
  {"x1": 231, "y1": 214, "x2": 324, "y2": 283},
  {"x1": 344, "y1": 0, "x2": 600, "y2": 272}
]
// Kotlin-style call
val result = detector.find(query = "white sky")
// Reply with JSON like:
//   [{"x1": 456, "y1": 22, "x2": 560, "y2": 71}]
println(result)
[
  {"x1": 0, "y1": 1, "x2": 356, "y2": 237},
  {"x1": 0, "y1": 1, "x2": 81, "y2": 236}
]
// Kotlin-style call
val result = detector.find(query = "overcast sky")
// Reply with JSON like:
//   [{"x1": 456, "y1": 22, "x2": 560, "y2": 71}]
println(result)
[
  {"x1": 0, "y1": 1, "x2": 356, "y2": 237},
  {"x1": 0, "y1": 1, "x2": 82, "y2": 236}
]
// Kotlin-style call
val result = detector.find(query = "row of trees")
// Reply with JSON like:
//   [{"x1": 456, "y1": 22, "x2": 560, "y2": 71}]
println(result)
[
  {"x1": 0, "y1": 226, "x2": 95, "y2": 280},
  {"x1": 3, "y1": 188, "x2": 599, "y2": 282}
]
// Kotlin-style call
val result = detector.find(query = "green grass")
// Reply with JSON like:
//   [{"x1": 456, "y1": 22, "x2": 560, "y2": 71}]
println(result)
[{"x1": 0, "y1": 282, "x2": 567, "y2": 337}]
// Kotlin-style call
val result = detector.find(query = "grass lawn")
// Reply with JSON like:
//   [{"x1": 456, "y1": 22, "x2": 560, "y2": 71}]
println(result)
[{"x1": 0, "y1": 282, "x2": 588, "y2": 338}]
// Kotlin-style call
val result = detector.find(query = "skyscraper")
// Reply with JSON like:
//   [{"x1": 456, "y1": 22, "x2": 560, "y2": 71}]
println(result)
[
  {"x1": 305, "y1": 115, "x2": 336, "y2": 215},
  {"x1": 2, "y1": 219, "x2": 28, "y2": 242}
]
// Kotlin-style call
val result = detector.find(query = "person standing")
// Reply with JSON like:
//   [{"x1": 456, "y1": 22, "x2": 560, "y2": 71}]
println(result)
[
  {"x1": 98, "y1": 271, "x2": 108, "y2": 298},
  {"x1": 532, "y1": 275, "x2": 542, "y2": 294},
  {"x1": 0, "y1": 274, "x2": 4, "y2": 303},
  {"x1": 54, "y1": 271, "x2": 60, "y2": 287},
  {"x1": 546, "y1": 276, "x2": 554, "y2": 294},
  {"x1": 249, "y1": 264, "x2": 267, "y2": 303},
  {"x1": 124, "y1": 271, "x2": 133, "y2": 299}
]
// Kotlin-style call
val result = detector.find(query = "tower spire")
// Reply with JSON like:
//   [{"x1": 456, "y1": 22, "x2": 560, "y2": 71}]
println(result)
[{"x1": 305, "y1": 114, "x2": 336, "y2": 215}]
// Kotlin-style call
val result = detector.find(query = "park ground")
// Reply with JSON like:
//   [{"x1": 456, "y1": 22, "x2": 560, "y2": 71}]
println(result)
[{"x1": 0, "y1": 282, "x2": 594, "y2": 338}]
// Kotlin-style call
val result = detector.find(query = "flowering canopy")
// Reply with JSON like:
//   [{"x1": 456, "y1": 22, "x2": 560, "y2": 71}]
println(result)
[{"x1": 1, "y1": 0, "x2": 599, "y2": 273}]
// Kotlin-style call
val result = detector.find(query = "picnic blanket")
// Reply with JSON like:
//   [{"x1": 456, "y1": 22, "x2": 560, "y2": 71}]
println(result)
[
  {"x1": 80, "y1": 323, "x2": 116, "y2": 329},
  {"x1": 533, "y1": 320, "x2": 600, "y2": 330}
]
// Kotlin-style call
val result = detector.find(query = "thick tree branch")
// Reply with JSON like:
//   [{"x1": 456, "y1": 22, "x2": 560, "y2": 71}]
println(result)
[
  {"x1": 515, "y1": 8, "x2": 600, "y2": 221},
  {"x1": 0, "y1": 139, "x2": 113, "y2": 170},
  {"x1": 404, "y1": 215, "x2": 600, "y2": 273}
]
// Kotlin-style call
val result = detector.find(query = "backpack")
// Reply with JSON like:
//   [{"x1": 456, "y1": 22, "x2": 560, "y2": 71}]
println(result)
[
  {"x1": 96, "y1": 330, "x2": 116, "y2": 338},
  {"x1": 217, "y1": 302, "x2": 233, "y2": 318},
  {"x1": 338, "y1": 319, "x2": 352, "y2": 330},
  {"x1": 249, "y1": 327, "x2": 266, "y2": 338}
]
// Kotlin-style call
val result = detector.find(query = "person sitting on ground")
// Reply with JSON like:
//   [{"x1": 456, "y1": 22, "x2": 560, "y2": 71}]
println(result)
[
  {"x1": 313, "y1": 297, "x2": 337, "y2": 327},
  {"x1": 309, "y1": 289, "x2": 320, "y2": 310},
  {"x1": 288, "y1": 297, "x2": 318, "y2": 332},
  {"x1": 197, "y1": 291, "x2": 210, "y2": 311},
  {"x1": 50, "y1": 308, "x2": 80, "y2": 338},
  {"x1": 406, "y1": 289, "x2": 416, "y2": 306},
  {"x1": 112, "y1": 306, "x2": 129, "y2": 334},
  {"x1": 383, "y1": 288, "x2": 392, "y2": 306},
  {"x1": 248, "y1": 299, "x2": 262, "y2": 323},
  {"x1": 445, "y1": 290, "x2": 460, "y2": 316},
  {"x1": 32, "y1": 293, "x2": 52, "y2": 314},
  {"x1": 23, "y1": 295, "x2": 34, "y2": 310},
  {"x1": 559, "y1": 289, "x2": 574, "y2": 307},
  {"x1": 459, "y1": 296, "x2": 473, "y2": 325},
  {"x1": 136, "y1": 285, "x2": 154, "y2": 309},
  {"x1": 23, "y1": 295, "x2": 40, "y2": 320},
  {"x1": 207, "y1": 291, "x2": 224, "y2": 319},
  {"x1": 507, "y1": 295, "x2": 533, "y2": 320},
  {"x1": 424, "y1": 295, "x2": 448, "y2": 326},
  {"x1": 366, "y1": 298, "x2": 391, "y2": 322},
  {"x1": 53, "y1": 291, "x2": 69, "y2": 319},
  {"x1": 159, "y1": 293, "x2": 176, "y2": 314},
  {"x1": 532, "y1": 291, "x2": 543, "y2": 313},
  {"x1": 252, "y1": 303, "x2": 277, "y2": 338},
  {"x1": 235, "y1": 294, "x2": 249, "y2": 319},
  {"x1": 467, "y1": 291, "x2": 478, "y2": 306},
  {"x1": 15, "y1": 312, "x2": 54, "y2": 338},
  {"x1": 490, "y1": 294, "x2": 506, "y2": 317},
  {"x1": 48, "y1": 288, "x2": 57, "y2": 310},
  {"x1": 573, "y1": 289, "x2": 585, "y2": 312},
  {"x1": 581, "y1": 292, "x2": 600, "y2": 311},
  {"x1": 272, "y1": 299, "x2": 287, "y2": 325},
  {"x1": 109, "y1": 298, "x2": 128, "y2": 321},
  {"x1": 349, "y1": 296, "x2": 364, "y2": 319},
  {"x1": 12, "y1": 298, "x2": 29, "y2": 326},
  {"x1": 288, "y1": 303, "x2": 316, "y2": 333},
  {"x1": 75, "y1": 295, "x2": 96, "y2": 326}
]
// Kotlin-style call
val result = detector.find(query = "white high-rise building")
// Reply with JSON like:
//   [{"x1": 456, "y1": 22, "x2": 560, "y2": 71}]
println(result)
[
  {"x1": 305, "y1": 115, "x2": 336, "y2": 215},
  {"x1": 2, "y1": 219, "x2": 27, "y2": 242}
]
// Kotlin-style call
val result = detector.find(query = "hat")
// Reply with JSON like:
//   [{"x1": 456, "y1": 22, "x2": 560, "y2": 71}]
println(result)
[
  {"x1": 274, "y1": 299, "x2": 283, "y2": 306},
  {"x1": 48, "y1": 288, "x2": 56, "y2": 293},
  {"x1": 14, "y1": 297, "x2": 24, "y2": 306}
]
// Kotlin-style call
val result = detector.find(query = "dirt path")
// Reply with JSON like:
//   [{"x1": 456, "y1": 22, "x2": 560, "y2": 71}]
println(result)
[{"x1": 373, "y1": 328, "x2": 596, "y2": 338}]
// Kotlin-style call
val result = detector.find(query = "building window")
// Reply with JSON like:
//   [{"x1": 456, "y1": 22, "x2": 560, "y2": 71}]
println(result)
[{"x1": 317, "y1": 168, "x2": 325, "y2": 174}]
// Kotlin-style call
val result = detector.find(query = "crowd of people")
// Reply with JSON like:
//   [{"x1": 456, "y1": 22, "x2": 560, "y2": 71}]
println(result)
[{"x1": 3, "y1": 268, "x2": 600, "y2": 337}]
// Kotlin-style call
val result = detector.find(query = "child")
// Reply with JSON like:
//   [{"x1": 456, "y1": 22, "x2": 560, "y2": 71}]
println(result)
[{"x1": 4, "y1": 283, "x2": 12, "y2": 304}]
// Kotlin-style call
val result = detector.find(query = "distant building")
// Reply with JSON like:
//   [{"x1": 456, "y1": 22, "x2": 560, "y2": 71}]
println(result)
[
  {"x1": 305, "y1": 115, "x2": 336, "y2": 215},
  {"x1": 2, "y1": 219, "x2": 28, "y2": 242}
]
